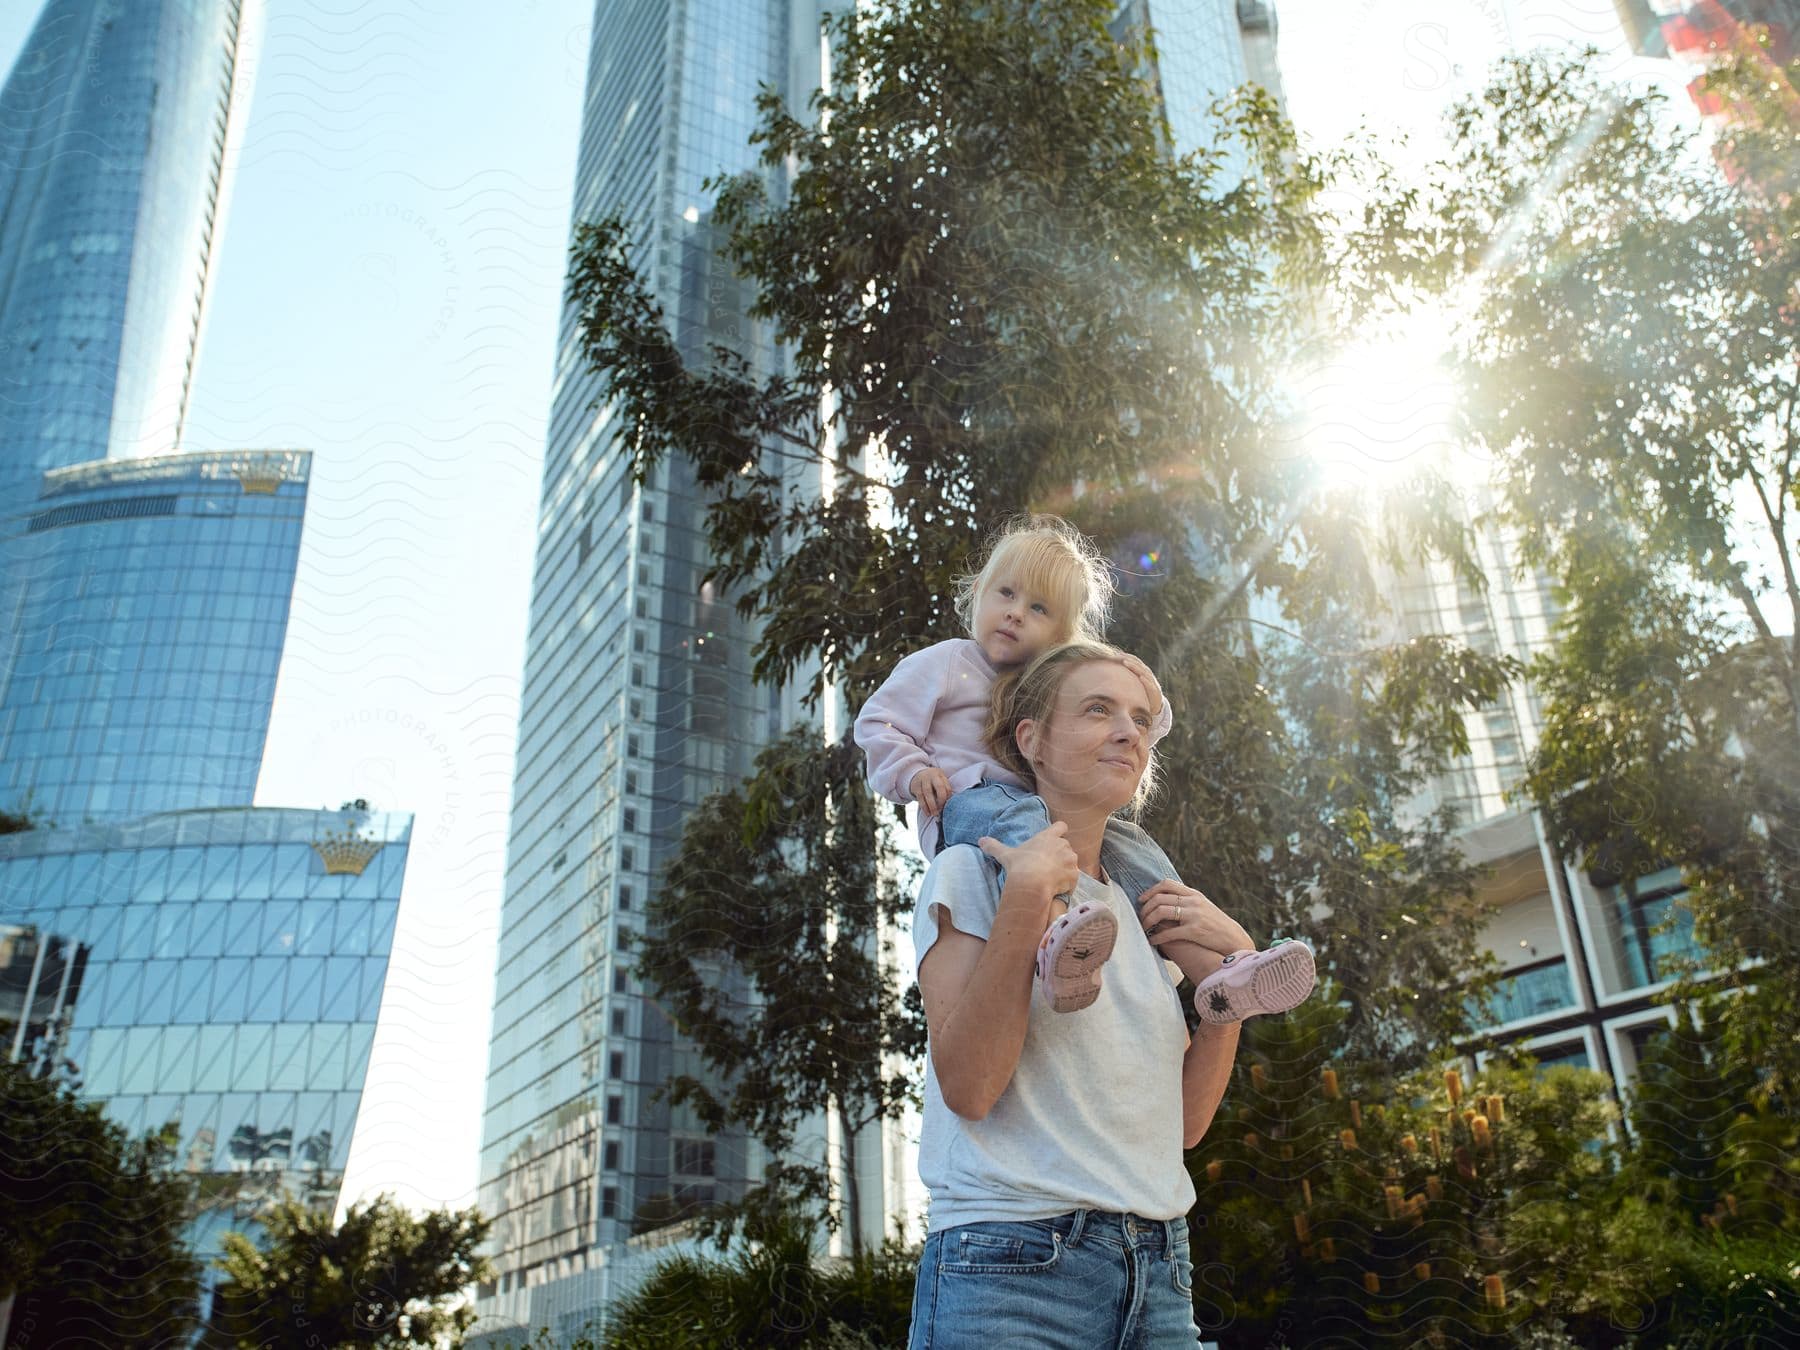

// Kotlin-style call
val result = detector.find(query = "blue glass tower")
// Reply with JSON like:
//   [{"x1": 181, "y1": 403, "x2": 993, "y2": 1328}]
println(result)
[
  {"x1": 1114, "y1": 0, "x2": 1274, "y2": 166},
  {"x1": 0, "y1": 450, "x2": 306, "y2": 825},
  {"x1": 0, "y1": 0, "x2": 260, "y2": 507},
  {"x1": 474, "y1": 2, "x2": 837, "y2": 1337}
]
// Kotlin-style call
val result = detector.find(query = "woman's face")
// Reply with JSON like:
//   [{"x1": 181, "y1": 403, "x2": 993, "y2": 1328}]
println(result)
[{"x1": 1016, "y1": 659, "x2": 1153, "y2": 814}]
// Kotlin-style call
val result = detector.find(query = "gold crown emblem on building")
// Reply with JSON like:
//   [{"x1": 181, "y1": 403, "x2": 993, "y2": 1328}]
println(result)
[
  {"x1": 237, "y1": 468, "x2": 284, "y2": 494},
  {"x1": 312, "y1": 822, "x2": 384, "y2": 876}
]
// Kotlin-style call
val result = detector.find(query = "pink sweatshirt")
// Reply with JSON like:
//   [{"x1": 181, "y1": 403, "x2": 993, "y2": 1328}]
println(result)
[{"x1": 854, "y1": 638, "x2": 1173, "y2": 849}]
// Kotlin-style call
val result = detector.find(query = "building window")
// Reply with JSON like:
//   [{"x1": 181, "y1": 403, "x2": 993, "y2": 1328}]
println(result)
[
  {"x1": 603, "y1": 1140, "x2": 620, "y2": 1170},
  {"x1": 606, "y1": 1095, "x2": 623, "y2": 1124},
  {"x1": 602, "y1": 1185, "x2": 618, "y2": 1217},
  {"x1": 1531, "y1": 1042, "x2": 1590, "y2": 1073},
  {"x1": 619, "y1": 884, "x2": 632, "y2": 911},
  {"x1": 633, "y1": 630, "x2": 646, "y2": 653},
  {"x1": 625, "y1": 771, "x2": 638, "y2": 794},
  {"x1": 1466, "y1": 957, "x2": 1575, "y2": 1026},
  {"x1": 1617, "y1": 877, "x2": 1702, "y2": 988},
  {"x1": 1626, "y1": 1022, "x2": 1670, "y2": 1071},
  {"x1": 609, "y1": 1050, "x2": 624, "y2": 1079},
  {"x1": 611, "y1": 1008, "x2": 627, "y2": 1034},
  {"x1": 689, "y1": 631, "x2": 729, "y2": 736},
  {"x1": 673, "y1": 1137, "x2": 715, "y2": 1177},
  {"x1": 627, "y1": 735, "x2": 640, "y2": 758},
  {"x1": 613, "y1": 969, "x2": 628, "y2": 993},
  {"x1": 623, "y1": 808, "x2": 637, "y2": 833},
  {"x1": 620, "y1": 846, "x2": 634, "y2": 871}
]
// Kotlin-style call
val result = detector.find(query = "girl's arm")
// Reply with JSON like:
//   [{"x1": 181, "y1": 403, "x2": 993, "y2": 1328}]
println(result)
[
  {"x1": 853, "y1": 644, "x2": 951, "y2": 804},
  {"x1": 916, "y1": 827, "x2": 1076, "y2": 1119},
  {"x1": 1119, "y1": 653, "x2": 1174, "y2": 743}
]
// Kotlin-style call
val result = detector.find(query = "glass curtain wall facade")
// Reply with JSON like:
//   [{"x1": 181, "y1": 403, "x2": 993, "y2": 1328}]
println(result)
[
  {"x1": 1112, "y1": 0, "x2": 1256, "y2": 166},
  {"x1": 0, "y1": 806, "x2": 409, "y2": 1265},
  {"x1": 475, "y1": 0, "x2": 831, "y2": 1335},
  {"x1": 0, "y1": 0, "x2": 260, "y2": 507},
  {"x1": 0, "y1": 450, "x2": 307, "y2": 825}
]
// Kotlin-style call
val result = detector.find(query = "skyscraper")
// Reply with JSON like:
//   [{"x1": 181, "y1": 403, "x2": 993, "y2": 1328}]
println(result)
[
  {"x1": 0, "y1": 0, "x2": 260, "y2": 507},
  {"x1": 0, "y1": 2, "x2": 415, "y2": 1325},
  {"x1": 1115, "y1": 0, "x2": 1253, "y2": 156},
  {"x1": 0, "y1": 450, "x2": 304, "y2": 824},
  {"x1": 474, "y1": 1, "x2": 842, "y2": 1337}
]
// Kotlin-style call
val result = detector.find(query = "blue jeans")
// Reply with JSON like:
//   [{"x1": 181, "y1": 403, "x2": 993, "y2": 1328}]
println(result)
[
  {"x1": 908, "y1": 1210, "x2": 1200, "y2": 1348},
  {"x1": 938, "y1": 781, "x2": 1178, "y2": 909}
]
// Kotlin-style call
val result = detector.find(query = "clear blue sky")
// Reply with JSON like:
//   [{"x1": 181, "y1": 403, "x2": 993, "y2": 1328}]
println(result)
[{"x1": 1, "y1": 0, "x2": 1661, "y2": 1213}]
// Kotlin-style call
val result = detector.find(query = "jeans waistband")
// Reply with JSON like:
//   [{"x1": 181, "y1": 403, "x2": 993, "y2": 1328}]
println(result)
[{"x1": 1039, "y1": 1209, "x2": 1185, "y2": 1252}]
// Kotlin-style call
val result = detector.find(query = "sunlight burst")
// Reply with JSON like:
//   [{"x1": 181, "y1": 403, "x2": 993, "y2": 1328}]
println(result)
[{"x1": 1283, "y1": 311, "x2": 1484, "y2": 494}]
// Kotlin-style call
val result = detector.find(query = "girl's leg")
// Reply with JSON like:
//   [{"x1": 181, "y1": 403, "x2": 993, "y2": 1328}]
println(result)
[
  {"x1": 941, "y1": 781, "x2": 1064, "y2": 913},
  {"x1": 939, "y1": 782, "x2": 1054, "y2": 859},
  {"x1": 1099, "y1": 819, "x2": 1223, "y2": 987},
  {"x1": 943, "y1": 784, "x2": 1119, "y2": 1013}
]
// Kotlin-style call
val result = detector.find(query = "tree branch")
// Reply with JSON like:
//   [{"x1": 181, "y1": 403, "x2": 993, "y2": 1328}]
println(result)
[{"x1": 1744, "y1": 458, "x2": 1800, "y2": 671}]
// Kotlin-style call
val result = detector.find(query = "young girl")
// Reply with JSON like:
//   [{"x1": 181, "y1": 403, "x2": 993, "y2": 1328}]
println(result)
[{"x1": 854, "y1": 515, "x2": 1316, "y2": 1019}]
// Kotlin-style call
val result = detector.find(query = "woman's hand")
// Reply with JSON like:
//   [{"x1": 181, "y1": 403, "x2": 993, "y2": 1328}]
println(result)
[
  {"x1": 979, "y1": 822, "x2": 1078, "y2": 905},
  {"x1": 1137, "y1": 880, "x2": 1253, "y2": 956}
]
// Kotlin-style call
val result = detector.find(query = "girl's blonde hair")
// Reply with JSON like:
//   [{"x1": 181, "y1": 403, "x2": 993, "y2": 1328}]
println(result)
[
  {"x1": 982, "y1": 640, "x2": 1160, "y2": 815},
  {"x1": 953, "y1": 515, "x2": 1113, "y2": 644}
]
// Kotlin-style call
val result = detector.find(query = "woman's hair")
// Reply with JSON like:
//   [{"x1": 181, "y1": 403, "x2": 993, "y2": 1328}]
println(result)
[
  {"x1": 982, "y1": 640, "x2": 1161, "y2": 815},
  {"x1": 953, "y1": 515, "x2": 1114, "y2": 644}
]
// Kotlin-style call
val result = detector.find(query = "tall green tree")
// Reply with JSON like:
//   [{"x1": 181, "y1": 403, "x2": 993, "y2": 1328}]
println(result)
[
  {"x1": 627, "y1": 729, "x2": 925, "y2": 1256},
  {"x1": 1358, "y1": 46, "x2": 1800, "y2": 1097},
  {"x1": 579, "y1": 0, "x2": 1513, "y2": 1230},
  {"x1": 203, "y1": 1194, "x2": 489, "y2": 1350},
  {"x1": 0, "y1": 1056, "x2": 201, "y2": 1347}
]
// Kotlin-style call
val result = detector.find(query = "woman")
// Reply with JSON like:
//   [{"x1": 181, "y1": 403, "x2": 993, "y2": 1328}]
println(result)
[{"x1": 907, "y1": 640, "x2": 1255, "y2": 1349}]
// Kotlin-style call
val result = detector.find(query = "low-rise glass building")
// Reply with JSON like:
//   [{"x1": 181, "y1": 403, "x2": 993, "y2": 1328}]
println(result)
[{"x1": 0, "y1": 805, "x2": 410, "y2": 1259}]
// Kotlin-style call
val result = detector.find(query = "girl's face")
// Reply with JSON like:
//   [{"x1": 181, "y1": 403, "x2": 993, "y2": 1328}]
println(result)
[
  {"x1": 1016, "y1": 660, "x2": 1152, "y2": 814},
  {"x1": 973, "y1": 574, "x2": 1066, "y2": 668}
]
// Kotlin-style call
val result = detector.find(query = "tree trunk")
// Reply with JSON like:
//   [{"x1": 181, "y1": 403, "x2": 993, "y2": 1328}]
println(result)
[{"x1": 839, "y1": 1099, "x2": 864, "y2": 1263}]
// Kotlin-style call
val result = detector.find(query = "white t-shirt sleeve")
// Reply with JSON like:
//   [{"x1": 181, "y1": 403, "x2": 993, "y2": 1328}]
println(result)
[{"x1": 910, "y1": 845, "x2": 999, "y2": 983}]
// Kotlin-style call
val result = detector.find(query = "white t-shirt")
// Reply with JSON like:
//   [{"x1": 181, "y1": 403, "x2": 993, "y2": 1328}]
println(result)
[{"x1": 912, "y1": 846, "x2": 1197, "y2": 1232}]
